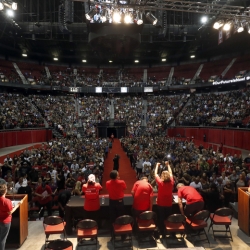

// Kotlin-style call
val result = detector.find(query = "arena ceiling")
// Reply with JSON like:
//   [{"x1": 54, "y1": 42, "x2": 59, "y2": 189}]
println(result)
[{"x1": 0, "y1": 0, "x2": 250, "y2": 65}]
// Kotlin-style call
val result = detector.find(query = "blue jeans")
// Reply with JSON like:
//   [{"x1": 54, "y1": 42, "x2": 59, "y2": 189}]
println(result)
[{"x1": 0, "y1": 222, "x2": 11, "y2": 250}]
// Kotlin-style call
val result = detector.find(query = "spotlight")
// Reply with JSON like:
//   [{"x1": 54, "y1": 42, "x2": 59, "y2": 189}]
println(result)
[
  {"x1": 100, "y1": 9, "x2": 108, "y2": 23},
  {"x1": 113, "y1": 9, "x2": 121, "y2": 23},
  {"x1": 248, "y1": 24, "x2": 250, "y2": 34},
  {"x1": 223, "y1": 21, "x2": 233, "y2": 31},
  {"x1": 190, "y1": 55, "x2": 195, "y2": 58},
  {"x1": 53, "y1": 57, "x2": 58, "y2": 61},
  {"x1": 162, "y1": 58, "x2": 166, "y2": 62},
  {"x1": 0, "y1": 3, "x2": 4, "y2": 10},
  {"x1": 82, "y1": 59, "x2": 87, "y2": 63},
  {"x1": 12, "y1": 2, "x2": 17, "y2": 10},
  {"x1": 85, "y1": 8, "x2": 97, "y2": 21},
  {"x1": 137, "y1": 11, "x2": 143, "y2": 25},
  {"x1": 201, "y1": 16, "x2": 208, "y2": 24},
  {"x1": 124, "y1": 13, "x2": 132, "y2": 24},
  {"x1": 146, "y1": 12, "x2": 157, "y2": 25},
  {"x1": 22, "y1": 53, "x2": 27, "y2": 57},
  {"x1": 237, "y1": 23, "x2": 244, "y2": 33},
  {"x1": 213, "y1": 20, "x2": 224, "y2": 29},
  {"x1": 6, "y1": 9, "x2": 14, "y2": 17},
  {"x1": 134, "y1": 60, "x2": 139, "y2": 63},
  {"x1": 109, "y1": 60, "x2": 113, "y2": 63}
]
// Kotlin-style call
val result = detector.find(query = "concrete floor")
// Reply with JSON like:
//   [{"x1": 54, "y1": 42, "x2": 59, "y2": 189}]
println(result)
[{"x1": 6, "y1": 216, "x2": 250, "y2": 250}]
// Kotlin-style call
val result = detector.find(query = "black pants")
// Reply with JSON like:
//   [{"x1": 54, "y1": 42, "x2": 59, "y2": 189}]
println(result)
[
  {"x1": 184, "y1": 201, "x2": 204, "y2": 218},
  {"x1": 109, "y1": 199, "x2": 125, "y2": 236},
  {"x1": 109, "y1": 199, "x2": 125, "y2": 223},
  {"x1": 38, "y1": 201, "x2": 52, "y2": 218},
  {"x1": 131, "y1": 207, "x2": 148, "y2": 230},
  {"x1": 157, "y1": 205, "x2": 172, "y2": 235},
  {"x1": 59, "y1": 207, "x2": 65, "y2": 218},
  {"x1": 84, "y1": 209, "x2": 99, "y2": 222}
]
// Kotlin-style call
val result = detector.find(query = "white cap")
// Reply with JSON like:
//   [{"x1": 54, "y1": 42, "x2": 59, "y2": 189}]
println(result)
[{"x1": 88, "y1": 174, "x2": 95, "y2": 183}]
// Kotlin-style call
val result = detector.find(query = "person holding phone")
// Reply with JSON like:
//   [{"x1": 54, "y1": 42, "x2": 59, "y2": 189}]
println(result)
[{"x1": 154, "y1": 161, "x2": 174, "y2": 238}]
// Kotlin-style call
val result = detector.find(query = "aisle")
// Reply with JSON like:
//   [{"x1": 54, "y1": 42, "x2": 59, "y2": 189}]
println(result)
[{"x1": 101, "y1": 139, "x2": 137, "y2": 194}]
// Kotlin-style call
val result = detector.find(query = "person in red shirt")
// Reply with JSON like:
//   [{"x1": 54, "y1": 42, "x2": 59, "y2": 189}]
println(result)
[
  {"x1": 0, "y1": 184, "x2": 20, "y2": 249},
  {"x1": 177, "y1": 183, "x2": 204, "y2": 218},
  {"x1": 35, "y1": 182, "x2": 53, "y2": 219},
  {"x1": 131, "y1": 176, "x2": 153, "y2": 219},
  {"x1": 106, "y1": 170, "x2": 127, "y2": 225},
  {"x1": 82, "y1": 174, "x2": 102, "y2": 222},
  {"x1": 154, "y1": 161, "x2": 174, "y2": 237}
]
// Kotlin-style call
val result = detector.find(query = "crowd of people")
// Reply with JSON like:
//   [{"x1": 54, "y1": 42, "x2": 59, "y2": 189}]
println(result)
[
  {"x1": 0, "y1": 137, "x2": 107, "y2": 218},
  {"x1": 176, "y1": 88, "x2": 250, "y2": 127},
  {"x1": 0, "y1": 93, "x2": 45, "y2": 130},
  {"x1": 1, "y1": 89, "x2": 250, "y2": 134},
  {"x1": 0, "y1": 130, "x2": 250, "y2": 245},
  {"x1": 121, "y1": 135, "x2": 250, "y2": 209}
]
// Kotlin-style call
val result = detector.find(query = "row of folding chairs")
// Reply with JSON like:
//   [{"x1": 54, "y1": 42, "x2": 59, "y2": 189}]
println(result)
[{"x1": 42, "y1": 207, "x2": 233, "y2": 249}]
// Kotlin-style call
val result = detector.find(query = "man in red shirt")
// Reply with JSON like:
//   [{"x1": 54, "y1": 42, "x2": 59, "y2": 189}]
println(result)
[
  {"x1": 35, "y1": 182, "x2": 53, "y2": 219},
  {"x1": 131, "y1": 177, "x2": 153, "y2": 219},
  {"x1": 106, "y1": 170, "x2": 127, "y2": 226},
  {"x1": 177, "y1": 183, "x2": 204, "y2": 218}
]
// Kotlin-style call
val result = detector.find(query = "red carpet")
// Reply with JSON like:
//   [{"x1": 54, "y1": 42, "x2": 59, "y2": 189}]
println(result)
[{"x1": 101, "y1": 139, "x2": 137, "y2": 194}]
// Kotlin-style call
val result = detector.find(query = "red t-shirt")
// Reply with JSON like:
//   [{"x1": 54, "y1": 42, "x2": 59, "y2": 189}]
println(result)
[
  {"x1": 35, "y1": 185, "x2": 52, "y2": 205},
  {"x1": 0, "y1": 196, "x2": 12, "y2": 224},
  {"x1": 82, "y1": 183, "x2": 102, "y2": 211},
  {"x1": 132, "y1": 180, "x2": 153, "y2": 210},
  {"x1": 155, "y1": 175, "x2": 174, "y2": 207},
  {"x1": 106, "y1": 179, "x2": 127, "y2": 200},
  {"x1": 178, "y1": 186, "x2": 203, "y2": 205}
]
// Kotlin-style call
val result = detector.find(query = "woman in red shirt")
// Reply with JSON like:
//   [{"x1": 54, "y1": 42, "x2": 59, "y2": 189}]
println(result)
[
  {"x1": 0, "y1": 184, "x2": 17, "y2": 249},
  {"x1": 154, "y1": 161, "x2": 174, "y2": 238},
  {"x1": 82, "y1": 174, "x2": 102, "y2": 222}
]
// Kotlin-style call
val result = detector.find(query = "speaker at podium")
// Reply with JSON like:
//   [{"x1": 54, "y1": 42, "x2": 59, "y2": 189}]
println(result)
[{"x1": 5, "y1": 194, "x2": 28, "y2": 249}]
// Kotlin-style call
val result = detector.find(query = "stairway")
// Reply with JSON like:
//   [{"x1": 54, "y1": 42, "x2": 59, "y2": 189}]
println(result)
[
  {"x1": 77, "y1": 127, "x2": 85, "y2": 137},
  {"x1": 169, "y1": 95, "x2": 192, "y2": 127},
  {"x1": 13, "y1": 63, "x2": 28, "y2": 84},
  {"x1": 28, "y1": 100, "x2": 49, "y2": 128}
]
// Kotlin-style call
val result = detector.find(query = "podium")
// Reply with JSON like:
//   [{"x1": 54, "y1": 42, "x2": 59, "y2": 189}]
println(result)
[
  {"x1": 238, "y1": 187, "x2": 250, "y2": 236},
  {"x1": 5, "y1": 194, "x2": 28, "y2": 248}
]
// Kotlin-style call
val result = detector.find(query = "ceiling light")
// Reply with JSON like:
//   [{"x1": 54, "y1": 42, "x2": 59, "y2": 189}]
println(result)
[
  {"x1": 137, "y1": 11, "x2": 143, "y2": 25},
  {"x1": 223, "y1": 21, "x2": 233, "y2": 31},
  {"x1": 213, "y1": 20, "x2": 224, "y2": 29},
  {"x1": 124, "y1": 13, "x2": 132, "y2": 24},
  {"x1": 100, "y1": 9, "x2": 108, "y2": 23},
  {"x1": 190, "y1": 55, "x2": 195, "y2": 58},
  {"x1": 85, "y1": 8, "x2": 97, "y2": 21},
  {"x1": 53, "y1": 57, "x2": 58, "y2": 61},
  {"x1": 162, "y1": 58, "x2": 166, "y2": 62},
  {"x1": 113, "y1": 9, "x2": 121, "y2": 23},
  {"x1": 201, "y1": 16, "x2": 208, "y2": 24},
  {"x1": 6, "y1": 9, "x2": 14, "y2": 17},
  {"x1": 248, "y1": 24, "x2": 250, "y2": 34},
  {"x1": 146, "y1": 12, "x2": 158, "y2": 26},
  {"x1": 0, "y1": 3, "x2": 4, "y2": 10},
  {"x1": 135, "y1": 60, "x2": 139, "y2": 63},
  {"x1": 12, "y1": 2, "x2": 17, "y2": 10},
  {"x1": 82, "y1": 59, "x2": 87, "y2": 63},
  {"x1": 109, "y1": 60, "x2": 113, "y2": 63},
  {"x1": 237, "y1": 23, "x2": 244, "y2": 33},
  {"x1": 22, "y1": 53, "x2": 27, "y2": 57}
]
